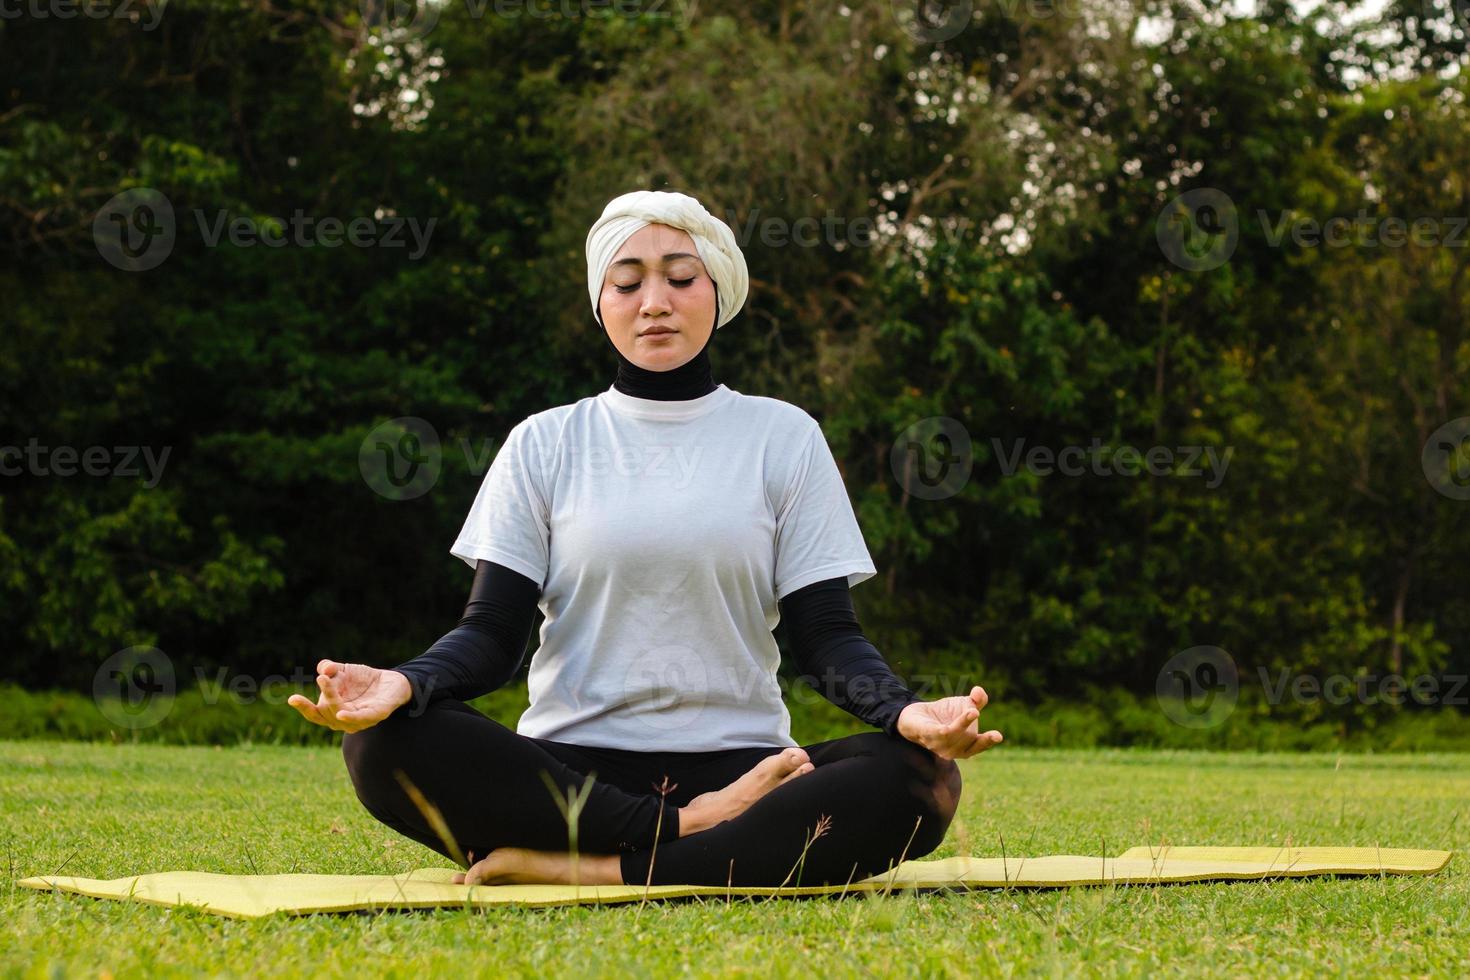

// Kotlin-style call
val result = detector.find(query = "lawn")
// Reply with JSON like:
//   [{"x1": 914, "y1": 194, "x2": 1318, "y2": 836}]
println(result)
[{"x1": 2, "y1": 740, "x2": 1466, "y2": 977}]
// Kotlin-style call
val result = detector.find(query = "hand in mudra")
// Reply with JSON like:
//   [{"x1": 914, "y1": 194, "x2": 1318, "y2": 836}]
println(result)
[
  {"x1": 287, "y1": 659, "x2": 412, "y2": 733},
  {"x1": 896, "y1": 685, "x2": 1003, "y2": 761}
]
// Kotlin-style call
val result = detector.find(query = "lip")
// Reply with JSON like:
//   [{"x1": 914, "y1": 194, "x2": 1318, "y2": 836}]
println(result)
[{"x1": 640, "y1": 328, "x2": 677, "y2": 336}]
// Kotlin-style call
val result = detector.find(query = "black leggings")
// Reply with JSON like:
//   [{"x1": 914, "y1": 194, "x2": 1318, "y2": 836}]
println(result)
[{"x1": 342, "y1": 699, "x2": 963, "y2": 887}]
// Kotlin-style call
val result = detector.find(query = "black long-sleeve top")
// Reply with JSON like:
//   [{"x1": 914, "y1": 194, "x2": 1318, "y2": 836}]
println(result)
[{"x1": 392, "y1": 560, "x2": 925, "y2": 739}]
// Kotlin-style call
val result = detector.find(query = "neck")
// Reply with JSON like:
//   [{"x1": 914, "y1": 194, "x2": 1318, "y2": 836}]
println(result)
[
  {"x1": 612, "y1": 348, "x2": 717, "y2": 400},
  {"x1": 604, "y1": 325, "x2": 718, "y2": 401}
]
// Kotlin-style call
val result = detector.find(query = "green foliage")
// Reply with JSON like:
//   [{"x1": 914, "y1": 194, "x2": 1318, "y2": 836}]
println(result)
[{"x1": 1, "y1": 1, "x2": 1466, "y2": 737}]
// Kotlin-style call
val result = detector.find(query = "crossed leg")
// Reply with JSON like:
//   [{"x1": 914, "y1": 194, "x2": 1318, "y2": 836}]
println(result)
[
  {"x1": 342, "y1": 698, "x2": 962, "y2": 887},
  {"x1": 615, "y1": 731, "x2": 962, "y2": 887}
]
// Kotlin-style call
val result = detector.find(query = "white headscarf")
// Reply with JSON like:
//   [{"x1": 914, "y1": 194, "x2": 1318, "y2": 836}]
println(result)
[{"x1": 586, "y1": 190, "x2": 749, "y2": 330}]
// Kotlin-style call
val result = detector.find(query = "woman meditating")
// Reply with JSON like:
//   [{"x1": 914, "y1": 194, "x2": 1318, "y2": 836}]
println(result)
[{"x1": 289, "y1": 190, "x2": 1003, "y2": 888}]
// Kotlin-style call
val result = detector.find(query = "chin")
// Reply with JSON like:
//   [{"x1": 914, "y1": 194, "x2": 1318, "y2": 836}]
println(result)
[{"x1": 635, "y1": 352, "x2": 687, "y2": 371}]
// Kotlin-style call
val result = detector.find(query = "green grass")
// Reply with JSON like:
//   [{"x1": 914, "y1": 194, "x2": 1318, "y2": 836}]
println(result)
[{"x1": 2, "y1": 740, "x2": 1466, "y2": 977}]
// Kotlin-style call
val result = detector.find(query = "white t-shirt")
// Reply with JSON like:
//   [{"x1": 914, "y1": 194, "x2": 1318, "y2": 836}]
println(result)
[{"x1": 449, "y1": 382, "x2": 877, "y2": 751}]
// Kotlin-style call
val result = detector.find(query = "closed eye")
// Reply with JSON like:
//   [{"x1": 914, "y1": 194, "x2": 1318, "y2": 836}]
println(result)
[{"x1": 615, "y1": 277, "x2": 696, "y2": 294}]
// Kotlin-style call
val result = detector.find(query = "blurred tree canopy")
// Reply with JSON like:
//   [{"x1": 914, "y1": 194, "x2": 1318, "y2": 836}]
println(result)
[{"x1": 1, "y1": 0, "x2": 1466, "y2": 727}]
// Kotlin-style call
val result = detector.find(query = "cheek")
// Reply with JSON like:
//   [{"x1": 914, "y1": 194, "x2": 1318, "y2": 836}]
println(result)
[
  {"x1": 689, "y1": 280, "x2": 717, "y2": 308},
  {"x1": 601, "y1": 287, "x2": 633, "y2": 315}
]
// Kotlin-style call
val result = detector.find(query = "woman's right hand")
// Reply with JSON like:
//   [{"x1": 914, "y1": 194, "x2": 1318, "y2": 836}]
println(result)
[{"x1": 287, "y1": 660, "x2": 413, "y2": 733}]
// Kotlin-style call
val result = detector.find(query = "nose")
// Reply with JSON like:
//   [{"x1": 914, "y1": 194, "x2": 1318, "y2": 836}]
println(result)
[{"x1": 639, "y1": 279, "x2": 675, "y2": 317}]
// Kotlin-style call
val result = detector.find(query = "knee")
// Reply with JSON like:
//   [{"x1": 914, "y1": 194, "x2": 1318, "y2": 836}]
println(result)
[
  {"x1": 870, "y1": 736, "x2": 963, "y2": 857},
  {"x1": 341, "y1": 722, "x2": 401, "y2": 809},
  {"x1": 928, "y1": 755, "x2": 963, "y2": 830}
]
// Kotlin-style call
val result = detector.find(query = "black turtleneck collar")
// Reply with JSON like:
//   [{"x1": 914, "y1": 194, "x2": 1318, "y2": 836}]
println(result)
[{"x1": 599, "y1": 292, "x2": 720, "y2": 401}]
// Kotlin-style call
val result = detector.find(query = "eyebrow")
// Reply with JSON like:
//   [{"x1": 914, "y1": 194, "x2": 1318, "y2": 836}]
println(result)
[{"x1": 609, "y1": 252, "x2": 700, "y2": 269}]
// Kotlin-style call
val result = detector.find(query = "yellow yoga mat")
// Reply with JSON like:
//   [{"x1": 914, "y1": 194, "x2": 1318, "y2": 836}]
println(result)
[{"x1": 16, "y1": 846, "x2": 1452, "y2": 919}]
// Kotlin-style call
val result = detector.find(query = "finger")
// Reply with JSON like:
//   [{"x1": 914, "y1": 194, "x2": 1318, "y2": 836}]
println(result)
[
  {"x1": 317, "y1": 672, "x2": 342, "y2": 707},
  {"x1": 959, "y1": 731, "x2": 1004, "y2": 759},
  {"x1": 452, "y1": 872, "x2": 466, "y2": 884},
  {"x1": 287, "y1": 695, "x2": 329, "y2": 727},
  {"x1": 971, "y1": 686, "x2": 988, "y2": 710},
  {"x1": 318, "y1": 659, "x2": 339, "y2": 677},
  {"x1": 952, "y1": 706, "x2": 977, "y2": 731},
  {"x1": 950, "y1": 732, "x2": 986, "y2": 759}
]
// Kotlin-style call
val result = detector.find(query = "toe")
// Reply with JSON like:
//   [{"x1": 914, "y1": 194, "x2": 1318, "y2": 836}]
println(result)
[{"x1": 779, "y1": 762, "x2": 815, "y2": 785}]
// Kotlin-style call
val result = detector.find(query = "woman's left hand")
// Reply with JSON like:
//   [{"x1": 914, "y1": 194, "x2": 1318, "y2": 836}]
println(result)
[{"x1": 895, "y1": 685, "x2": 1003, "y2": 761}]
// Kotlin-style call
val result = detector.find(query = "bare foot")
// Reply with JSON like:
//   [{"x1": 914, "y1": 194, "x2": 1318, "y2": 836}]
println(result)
[
  {"x1": 678, "y1": 747, "x2": 815, "y2": 838},
  {"x1": 452, "y1": 847, "x2": 622, "y2": 886}
]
